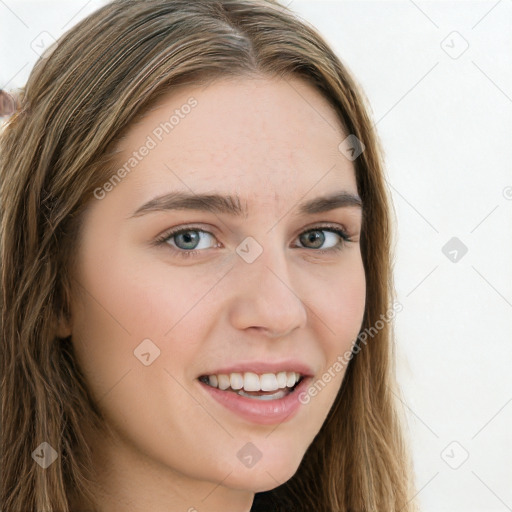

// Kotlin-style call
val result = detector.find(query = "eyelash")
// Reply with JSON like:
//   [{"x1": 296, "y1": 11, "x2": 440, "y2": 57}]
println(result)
[{"x1": 153, "y1": 224, "x2": 352, "y2": 259}]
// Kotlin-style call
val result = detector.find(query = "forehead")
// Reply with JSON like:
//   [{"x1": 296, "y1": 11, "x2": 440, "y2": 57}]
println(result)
[{"x1": 112, "y1": 76, "x2": 357, "y2": 204}]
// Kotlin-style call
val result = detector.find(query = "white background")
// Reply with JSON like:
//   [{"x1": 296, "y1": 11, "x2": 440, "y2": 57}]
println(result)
[{"x1": 1, "y1": 1, "x2": 511, "y2": 511}]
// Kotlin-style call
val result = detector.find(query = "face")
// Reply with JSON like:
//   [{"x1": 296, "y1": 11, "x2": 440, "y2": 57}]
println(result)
[{"x1": 66, "y1": 76, "x2": 366, "y2": 510}]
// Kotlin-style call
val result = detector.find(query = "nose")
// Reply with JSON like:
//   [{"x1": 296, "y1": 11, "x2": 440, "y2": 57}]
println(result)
[{"x1": 227, "y1": 241, "x2": 308, "y2": 339}]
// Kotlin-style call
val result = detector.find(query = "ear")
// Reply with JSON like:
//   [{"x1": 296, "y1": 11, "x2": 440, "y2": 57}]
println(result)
[{"x1": 54, "y1": 311, "x2": 72, "y2": 339}]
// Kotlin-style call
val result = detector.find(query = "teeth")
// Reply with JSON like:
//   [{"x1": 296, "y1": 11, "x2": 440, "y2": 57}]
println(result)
[
  {"x1": 276, "y1": 371, "x2": 287, "y2": 389},
  {"x1": 236, "y1": 389, "x2": 288, "y2": 400},
  {"x1": 243, "y1": 372, "x2": 260, "y2": 391},
  {"x1": 217, "y1": 374, "x2": 230, "y2": 390},
  {"x1": 260, "y1": 373, "x2": 278, "y2": 391},
  {"x1": 230, "y1": 373, "x2": 243, "y2": 390},
  {"x1": 286, "y1": 372, "x2": 297, "y2": 387},
  {"x1": 205, "y1": 371, "x2": 302, "y2": 392}
]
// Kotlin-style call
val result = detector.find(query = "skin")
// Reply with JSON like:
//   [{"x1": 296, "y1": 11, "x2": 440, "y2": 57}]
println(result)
[{"x1": 62, "y1": 76, "x2": 366, "y2": 512}]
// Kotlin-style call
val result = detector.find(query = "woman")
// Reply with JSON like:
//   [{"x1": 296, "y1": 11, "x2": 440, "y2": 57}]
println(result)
[{"x1": 0, "y1": 1, "x2": 417, "y2": 510}]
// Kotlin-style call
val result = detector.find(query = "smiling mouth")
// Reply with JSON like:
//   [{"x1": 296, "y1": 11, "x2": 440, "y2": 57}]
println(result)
[{"x1": 198, "y1": 371, "x2": 304, "y2": 401}]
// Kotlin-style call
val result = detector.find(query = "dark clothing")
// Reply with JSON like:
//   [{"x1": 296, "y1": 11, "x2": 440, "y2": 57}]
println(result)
[{"x1": 251, "y1": 490, "x2": 296, "y2": 512}]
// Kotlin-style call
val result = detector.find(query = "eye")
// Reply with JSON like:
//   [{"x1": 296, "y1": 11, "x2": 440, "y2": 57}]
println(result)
[
  {"x1": 153, "y1": 224, "x2": 352, "y2": 259},
  {"x1": 296, "y1": 225, "x2": 351, "y2": 254},
  {"x1": 154, "y1": 226, "x2": 219, "y2": 258}
]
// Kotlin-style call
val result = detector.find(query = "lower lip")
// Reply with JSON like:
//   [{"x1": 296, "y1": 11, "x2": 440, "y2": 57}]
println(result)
[{"x1": 198, "y1": 377, "x2": 311, "y2": 425}]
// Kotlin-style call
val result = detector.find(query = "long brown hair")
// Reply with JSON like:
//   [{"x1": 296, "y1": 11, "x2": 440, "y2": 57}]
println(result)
[{"x1": 0, "y1": 1, "x2": 417, "y2": 510}]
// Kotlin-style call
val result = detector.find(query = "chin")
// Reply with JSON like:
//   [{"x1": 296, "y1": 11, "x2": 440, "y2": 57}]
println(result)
[{"x1": 219, "y1": 449, "x2": 304, "y2": 493}]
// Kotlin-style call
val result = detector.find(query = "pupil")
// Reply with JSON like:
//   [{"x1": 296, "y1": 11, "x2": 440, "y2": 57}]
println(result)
[
  {"x1": 177, "y1": 231, "x2": 199, "y2": 249},
  {"x1": 302, "y1": 230, "x2": 324, "y2": 248}
]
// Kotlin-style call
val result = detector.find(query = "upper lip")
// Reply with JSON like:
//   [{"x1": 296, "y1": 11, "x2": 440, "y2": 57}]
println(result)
[{"x1": 198, "y1": 360, "x2": 315, "y2": 378}]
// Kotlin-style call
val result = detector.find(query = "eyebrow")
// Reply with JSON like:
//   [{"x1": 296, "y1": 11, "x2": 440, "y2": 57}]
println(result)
[{"x1": 130, "y1": 190, "x2": 362, "y2": 218}]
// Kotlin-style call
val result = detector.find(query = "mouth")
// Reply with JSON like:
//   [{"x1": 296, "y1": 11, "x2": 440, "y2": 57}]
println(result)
[
  {"x1": 197, "y1": 370, "x2": 312, "y2": 425},
  {"x1": 198, "y1": 371, "x2": 305, "y2": 401}
]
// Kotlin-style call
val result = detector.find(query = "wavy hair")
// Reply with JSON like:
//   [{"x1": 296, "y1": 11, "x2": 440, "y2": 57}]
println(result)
[{"x1": 0, "y1": 1, "x2": 417, "y2": 510}]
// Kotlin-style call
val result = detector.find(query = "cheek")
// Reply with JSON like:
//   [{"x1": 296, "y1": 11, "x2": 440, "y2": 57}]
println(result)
[
  {"x1": 69, "y1": 239, "x2": 223, "y2": 396},
  {"x1": 308, "y1": 254, "x2": 366, "y2": 347},
  {"x1": 293, "y1": 254, "x2": 365, "y2": 408}
]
